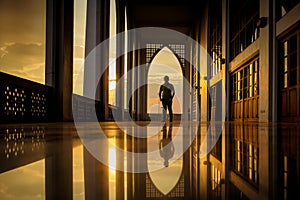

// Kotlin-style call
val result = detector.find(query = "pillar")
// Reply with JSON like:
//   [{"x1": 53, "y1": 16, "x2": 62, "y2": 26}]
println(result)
[
  {"x1": 138, "y1": 47, "x2": 148, "y2": 121},
  {"x1": 46, "y1": 0, "x2": 74, "y2": 121},
  {"x1": 259, "y1": 0, "x2": 274, "y2": 122},
  {"x1": 84, "y1": 0, "x2": 109, "y2": 121},
  {"x1": 199, "y1": 2, "x2": 209, "y2": 122},
  {"x1": 115, "y1": 0, "x2": 125, "y2": 121}
]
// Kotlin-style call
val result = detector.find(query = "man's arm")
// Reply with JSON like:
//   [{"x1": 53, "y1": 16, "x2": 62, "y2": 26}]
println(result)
[
  {"x1": 171, "y1": 84, "x2": 175, "y2": 98},
  {"x1": 159, "y1": 85, "x2": 163, "y2": 101}
]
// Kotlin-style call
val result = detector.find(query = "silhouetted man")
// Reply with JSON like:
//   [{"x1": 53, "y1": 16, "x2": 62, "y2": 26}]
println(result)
[{"x1": 159, "y1": 76, "x2": 175, "y2": 122}]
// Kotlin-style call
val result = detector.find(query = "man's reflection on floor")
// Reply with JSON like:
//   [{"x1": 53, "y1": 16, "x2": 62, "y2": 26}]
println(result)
[{"x1": 159, "y1": 124, "x2": 174, "y2": 167}]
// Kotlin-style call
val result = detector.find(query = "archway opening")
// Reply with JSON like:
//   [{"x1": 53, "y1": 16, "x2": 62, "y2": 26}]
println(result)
[{"x1": 147, "y1": 47, "x2": 183, "y2": 121}]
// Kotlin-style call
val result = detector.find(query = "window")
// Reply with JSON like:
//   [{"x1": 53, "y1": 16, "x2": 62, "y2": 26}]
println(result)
[
  {"x1": 231, "y1": 58, "x2": 259, "y2": 120},
  {"x1": 279, "y1": 29, "x2": 300, "y2": 121},
  {"x1": 0, "y1": 0, "x2": 46, "y2": 84},
  {"x1": 280, "y1": 35, "x2": 298, "y2": 88},
  {"x1": 230, "y1": 0, "x2": 259, "y2": 59},
  {"x1": 231, "y1": 59, "x2": 259, "y2": 100}
]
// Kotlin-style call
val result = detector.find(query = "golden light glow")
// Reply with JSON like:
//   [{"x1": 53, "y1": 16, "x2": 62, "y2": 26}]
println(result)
[
  {"x1": 73, "y1": 0, "x2": 87, "y2": 95},
  {"x1": 73, "y1": 144, "x2": 85, "y2": 200},
  {"x1": 108, "y1": 137, "x2": 116, "y2": 200}
]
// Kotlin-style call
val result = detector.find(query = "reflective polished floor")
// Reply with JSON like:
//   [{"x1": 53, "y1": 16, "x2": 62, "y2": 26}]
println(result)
[{"x1": 0, "y1": 121, "x2": 299, "y2": 200}]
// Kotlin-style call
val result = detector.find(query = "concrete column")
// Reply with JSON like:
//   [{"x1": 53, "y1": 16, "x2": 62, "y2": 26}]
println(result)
[
  {"x1": 127, "y1": 30, "x2": 134, "y2": 120},
  {"x1": 46, "y1": 0, "x2": 74, "y2": 121},
  {"x1": 180, "y1": 45, "x2": 189, "y2": 121},
  {"x1": 189, "y1": 29, "x2": 193, "y2": 121},
  {"x1": 223, "y1": 0, "x2": 231, "y2": 198},
  {"x1": 126, "y1": 5, "x2": 136, "y2": 120},
  {"x1": 222, "y1": 0, "x2": 229, "y2": 122},
  {"x1": 133, "y1": 42, "x2": 139, "y2": 120},
  {"x1": 190, "y1": 30, "x2": 196, "y2": 121},
  {"x1": 259, "y1": 0, "x2": 274, "y2": 122},
  {"x1": 271, "y1": 0, "x2": 278, "y2": 122},
  {"x1": 133, "y1": 36, "x2": 147, "y2": 121},
  {"x1": 199, "y1": 2, "x2": 209, "y2": 122},
  {"x1": 137, "y1": 46, "x2": 148, "y2": 120},
  {"x1": 195, "y1": 24, "x2": 202, "y2": 121},
  {"x1": 84, "y1": 0, "x2": 109, "y2": 121},
  {"x1": 115, "y1": 0, "x2": 125, "y2": 121}
]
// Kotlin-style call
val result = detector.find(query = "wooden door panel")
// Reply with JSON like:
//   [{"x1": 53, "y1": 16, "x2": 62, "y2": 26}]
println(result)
[
  {"x1": 249, "y1": 99, "x2": 253, "y2": 118},
  {"x1": 289, "y1": 88, "x2": 297, "y2": 116},
  {"x1": 281, "y1": 91, "x2": 288, "y2": 117},
  {"x1": 253, "y1": 98, "x2": 258, "y2": 118},
  {"x1": 244, "y1": 100, "x2": 249, "y2": 118}
]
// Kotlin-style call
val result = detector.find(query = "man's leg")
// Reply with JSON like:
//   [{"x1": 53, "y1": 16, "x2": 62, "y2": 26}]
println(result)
[
  {"x1": 162, "y1": 101, "x2": 167, "y2": 122},
  {"x1": 167, "y1": 101, "x2": 173, "y2": 122}
]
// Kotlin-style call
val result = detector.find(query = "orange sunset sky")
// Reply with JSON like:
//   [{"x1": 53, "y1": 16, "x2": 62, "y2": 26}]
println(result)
[{"x1": 0, "y1": 0, "x2": 183, "y2": 114}]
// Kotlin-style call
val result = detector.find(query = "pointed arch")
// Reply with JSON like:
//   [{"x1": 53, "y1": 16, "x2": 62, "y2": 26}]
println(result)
[{"x1": 147, "y1": 46, "x2": 184, "y2": 118}]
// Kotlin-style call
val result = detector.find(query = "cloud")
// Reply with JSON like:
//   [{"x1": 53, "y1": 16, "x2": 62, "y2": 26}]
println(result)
[{"x1": 0, "y1": 42, "x2": 45, "y2": 84}]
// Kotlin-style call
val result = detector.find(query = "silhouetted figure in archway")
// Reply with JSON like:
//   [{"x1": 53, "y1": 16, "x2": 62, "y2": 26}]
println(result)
[
  {"x1": 159, "y1": 76, "x2": 175, "y2": 122},
  {"x1": 159, "y1": 124, "x2": 174, "y2": 167}
]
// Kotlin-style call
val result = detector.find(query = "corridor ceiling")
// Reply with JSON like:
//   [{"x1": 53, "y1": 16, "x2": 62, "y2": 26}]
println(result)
[{"x1": 127, "y1": 0, "x2": 204, "y2": 35}]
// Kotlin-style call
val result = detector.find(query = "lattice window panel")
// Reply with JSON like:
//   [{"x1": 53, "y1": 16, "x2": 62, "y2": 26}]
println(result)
[
  {"x1": 146, "y1": 43, "x2": 163, "y2": 63},
  {"x1": 3, "y1": 86, "x2": 47, "y2": 118},
  {"x1": 146, "y1": 43, "x2": 186, "y2": 68},
  {"x1": 145, "y1": 173, "x2": 185, "y2": 198},
  {"x1": 30, "y1": 92, "x2": 47, "y2": 117},
  {"x1": 168, "y1": 44, "x2": 186, "y2": 68},
  {"x1": 4, "y1": 86, "x2": 26, "y2": 117}
]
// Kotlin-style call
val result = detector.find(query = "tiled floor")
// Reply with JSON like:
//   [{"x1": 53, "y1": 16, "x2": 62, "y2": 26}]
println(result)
[{"x1": 0, "y1": 122, "x2": 299, "y2": 199}]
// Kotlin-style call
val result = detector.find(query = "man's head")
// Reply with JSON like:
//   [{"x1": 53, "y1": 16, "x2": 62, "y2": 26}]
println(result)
[{"x1": 164, "y1": 76, "x2": 169, "y2": 82}]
